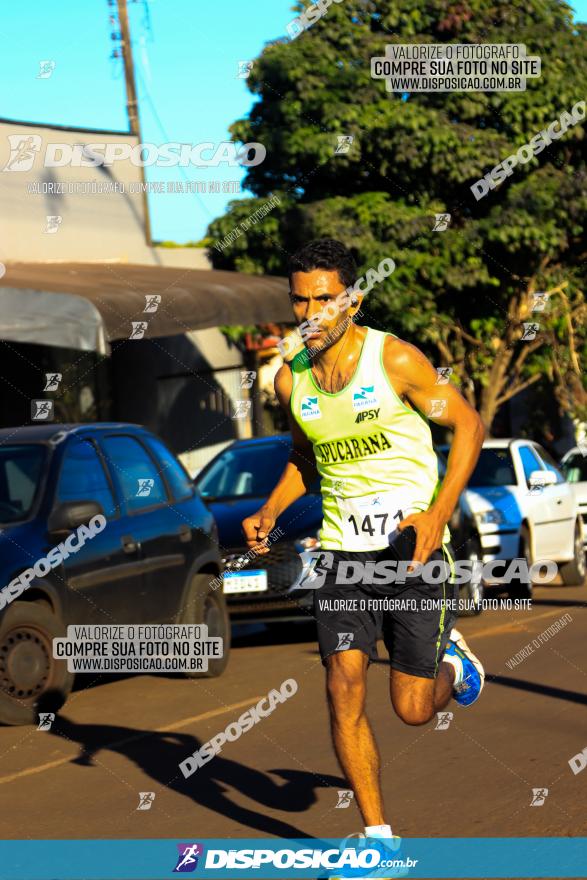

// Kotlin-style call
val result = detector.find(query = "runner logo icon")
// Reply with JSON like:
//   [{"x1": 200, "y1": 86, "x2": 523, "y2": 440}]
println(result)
[
  {"x1": 290, "y1": 551, "x2": 334, "y2": 590},
  {"x1": 336, "y1": 633, "x2": 355, "y2": 651},
  {"x1": 435, "y1": 711, "x2": 453, "y2": 730},
  {"x1": 352, "y1": 385, "x2": 378, "y2": 410},
  {"x1": 300, "y1": 395, "x2": 322, "y2": 421},
  {"x1": 173, "y1": 844, "x2": 204, "y2": 873},
  {"x1": 530, "y1": 788, "x2": 549, "y2": 806}
]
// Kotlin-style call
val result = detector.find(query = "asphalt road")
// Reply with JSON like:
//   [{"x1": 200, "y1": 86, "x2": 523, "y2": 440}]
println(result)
[{"x1": 0, "y1": 581, "x2": 586, "y2": 847}]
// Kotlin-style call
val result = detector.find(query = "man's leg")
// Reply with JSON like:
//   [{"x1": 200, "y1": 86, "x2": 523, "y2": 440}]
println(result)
[
  {"x1": 326, "y1": 649, "x2": 388, "y2": 827},
  {"x1": 389, "y1": 663, "x2": 455, "y2": 726}
]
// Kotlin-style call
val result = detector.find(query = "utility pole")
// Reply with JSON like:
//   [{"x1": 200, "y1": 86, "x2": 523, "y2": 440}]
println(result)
[{"x1": 117, "y1": 0, "x2": 152, "y2": 247}]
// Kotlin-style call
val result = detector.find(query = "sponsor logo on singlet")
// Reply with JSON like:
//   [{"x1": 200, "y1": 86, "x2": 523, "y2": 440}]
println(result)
[
  {"x1": 300, "y1": 395, "x2": 321, "y2": 421},
  {"x1": 316, "y1": 431, "x2": 392, "y2": 463},
  {"x1": 354, "y1": 408, "x2": 380, "y2": 423},
  {"x1": 352, "y1": 385, "x2": 379, "y2": 410}
]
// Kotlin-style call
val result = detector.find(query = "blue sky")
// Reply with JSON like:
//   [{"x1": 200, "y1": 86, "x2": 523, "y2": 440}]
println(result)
[{"x1": 1, "y1": 0, "x2": 585, "y2": 244}]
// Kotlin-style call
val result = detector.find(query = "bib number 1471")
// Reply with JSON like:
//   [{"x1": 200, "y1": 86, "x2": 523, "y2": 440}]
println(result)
[{"x1": 346, "y1": 508, "x2": 403, "y2": 538}]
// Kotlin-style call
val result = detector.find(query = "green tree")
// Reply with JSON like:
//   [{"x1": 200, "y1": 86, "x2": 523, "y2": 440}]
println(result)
[{"x1": 207, "y1": 0, "x2": 587, "y2": 431}]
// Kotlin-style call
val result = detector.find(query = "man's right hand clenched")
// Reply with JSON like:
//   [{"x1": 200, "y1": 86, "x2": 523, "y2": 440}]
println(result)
[{"x1": 241, "y1": 508, "x2": 276, "y2": 554}]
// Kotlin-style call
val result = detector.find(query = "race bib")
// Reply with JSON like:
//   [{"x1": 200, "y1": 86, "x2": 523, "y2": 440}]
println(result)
[{"x1": 337, "y1": 491, "x2": 423, "y2": 551}]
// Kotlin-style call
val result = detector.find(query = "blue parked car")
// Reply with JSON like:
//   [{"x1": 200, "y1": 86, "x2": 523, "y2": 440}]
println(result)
[
  {"x1": 195, "y1": 434, "x2": 322, "y2": 623},
  {"x1": 0, "y1": 423, "x2": 228, "y2": 726}
]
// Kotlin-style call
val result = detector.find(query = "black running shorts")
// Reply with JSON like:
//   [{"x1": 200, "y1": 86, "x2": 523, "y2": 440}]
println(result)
[{"x1": 312, "y1": 527, "x2": 458, "y2": 678}]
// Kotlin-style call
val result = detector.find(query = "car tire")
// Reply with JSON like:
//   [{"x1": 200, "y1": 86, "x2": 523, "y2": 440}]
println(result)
[
  {"x1": 179, "y1": 572, "x2": 230, "y2": 678},
  {"x1": 0, "y1": 601, "x2": 74, "y2": 726},
  {"x1": 458, "y1": 536, "x2": 484, "y2": 616},
  {"x1": 508, "y1": 525, "x2": 533, "y2": 601},
  {"x1": 559, "y1": 521, "x2": 586, "y2": 586}
]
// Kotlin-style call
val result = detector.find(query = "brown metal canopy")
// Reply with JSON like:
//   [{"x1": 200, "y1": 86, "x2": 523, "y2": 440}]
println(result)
[{"x1": 0, "y1": 261, "x2": 292, "y2": 352}]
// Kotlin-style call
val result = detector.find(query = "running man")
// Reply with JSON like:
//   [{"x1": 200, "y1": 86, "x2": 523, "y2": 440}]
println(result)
[{"x1": 242, "y1": 238, "x2": 485, "y2": 855}]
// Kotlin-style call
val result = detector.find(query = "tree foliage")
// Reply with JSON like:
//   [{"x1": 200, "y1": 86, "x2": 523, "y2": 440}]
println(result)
[{"x1": 207, "y1": 0, "x2": 587, "y2": 431}]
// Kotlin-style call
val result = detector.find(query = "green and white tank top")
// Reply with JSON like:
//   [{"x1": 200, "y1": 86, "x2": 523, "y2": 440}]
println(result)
[{"x1": 290, "y1": 326, "x2": 449, "y2": 551}]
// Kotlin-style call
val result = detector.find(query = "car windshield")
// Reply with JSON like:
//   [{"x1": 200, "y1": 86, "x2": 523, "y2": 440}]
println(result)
[
  {"x1": 563, "y1": 452, "x2": 587, "y2": 483},
  {"x1": 0, "y1": 444, "x2": 46, "y2": 523},
  {"x1": 468, "y1": 448, "x2": 516, "y2": 487},
  {"x1": 197, "y1": 441, "x2": 294, "y2": 499}
]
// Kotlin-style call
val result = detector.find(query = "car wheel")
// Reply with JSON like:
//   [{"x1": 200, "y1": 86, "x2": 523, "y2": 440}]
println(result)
[
  {"x1": 508, "y1": 525, "x2": 533, "y2": 601},
  {"x1": 0, "y1": 601, "x2": 74, "y2": 726},
  {"x1": 458, "y1": 536, "x2": 484, "y2": 616},
  {"x1": 559, "y1": 521, "x2": 586, "y2": 586},
  {"x1": 179, "y1": 572, "x2": 230, "y2": 678}
]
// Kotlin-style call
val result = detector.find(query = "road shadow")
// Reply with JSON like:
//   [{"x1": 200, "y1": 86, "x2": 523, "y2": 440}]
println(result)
[
  {"x1": 529, "y1": 598, "x2": 587, "y2": 609},
  {"x1": 488, "y1": 674, "x2": 587, "y2": 706},
  {"x1": 231, "y1": 620, "x2": 317, "y2": 650},
  {"x1": 46, "y1": 709, "x2": 344, "y2": 838}
]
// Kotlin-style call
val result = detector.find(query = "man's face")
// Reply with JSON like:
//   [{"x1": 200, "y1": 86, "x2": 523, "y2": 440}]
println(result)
[{"x1": 289, "y1": 268, "x2": 357, "y2": 352}]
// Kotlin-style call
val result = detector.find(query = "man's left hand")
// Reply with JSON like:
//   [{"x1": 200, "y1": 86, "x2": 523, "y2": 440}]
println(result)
[{"x1": 397, "y1": 508, "x2": 447, "y2": 570}]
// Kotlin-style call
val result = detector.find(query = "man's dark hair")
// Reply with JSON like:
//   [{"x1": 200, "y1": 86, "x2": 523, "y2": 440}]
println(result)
[{"x1": 289, "y1": 238, "x2": 358, "y2": 290}]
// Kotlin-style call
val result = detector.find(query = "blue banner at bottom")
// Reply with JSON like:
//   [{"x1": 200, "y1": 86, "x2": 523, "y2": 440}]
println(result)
[{"x1": 1, "y1": 838, "x2": 586, "y2": 879}]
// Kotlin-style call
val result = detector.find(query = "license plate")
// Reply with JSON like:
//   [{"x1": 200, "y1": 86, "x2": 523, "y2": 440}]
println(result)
[{"x1": 222, "y1": 569, "x2": 268, "y2": 594}]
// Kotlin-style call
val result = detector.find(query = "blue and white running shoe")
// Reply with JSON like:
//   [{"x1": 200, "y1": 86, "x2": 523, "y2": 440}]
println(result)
[
  {"x1": 444, "y1": 627, "x2": 485, "y2": 707},
  {"x1": 329, "y1": 833, "x2": 409, "y2": 879}
]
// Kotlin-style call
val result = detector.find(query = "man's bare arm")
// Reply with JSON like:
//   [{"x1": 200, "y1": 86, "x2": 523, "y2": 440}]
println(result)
[
  {"x1": 241, "y1": 363, "x2": 320, "y2": 553},
  {"x1": 384, "y1": 337, "x2": 485, "y2": 565}
]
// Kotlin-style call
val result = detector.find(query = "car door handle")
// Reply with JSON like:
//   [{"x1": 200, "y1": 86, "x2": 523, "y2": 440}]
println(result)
[
  {"x1": 178, "y1": 525, "x2": 192, "y2": 543},
  {"x1": 121, "y1": 535, "x2": 140, "y2": 554}
]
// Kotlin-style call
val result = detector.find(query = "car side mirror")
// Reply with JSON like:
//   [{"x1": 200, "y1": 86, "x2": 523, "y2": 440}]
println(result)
[
  {"x1": 528, "y1": 470, "x2": 557, "y2": 489},
  {"x1": 48, "y1": 500, "x2": 104, "y2": 536}
]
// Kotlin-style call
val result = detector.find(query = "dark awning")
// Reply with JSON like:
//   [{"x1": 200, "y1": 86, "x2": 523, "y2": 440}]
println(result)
[{"x1": 0, "y1": 261, "x2": 291, "y2": 353}]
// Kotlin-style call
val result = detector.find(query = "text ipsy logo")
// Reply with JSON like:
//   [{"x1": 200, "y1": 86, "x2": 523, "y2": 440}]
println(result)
[
  {"x1": 240, "y1": 371, "x2": 256, "y2": 389},
  {"x1": 3, "y1": 134, "x2": 42, "y2": 172},
  {"x1": 144, "y1": 294, "x2": 161, "y2": 313},
  {"x1": 335, "y1": 790, "x2": 354, "y2": 808},
  {"x1": 130, "y1": 321, "x2": 149, "y2": 340},
  {"x1": 44, "y1": 373, "x2": 62, "y2": 391},
  {"x1": 433, "y1": 213, "x2": 451, "y2": 231},
  {"x1": 37, "y1": 713, "x2": 55, "y2": 730},
  {"x1": 336, "y1": 633, "x2": 355, "y2": 651},
  {"x1": 232, "y1": 400, "x2": 252, "y2": 420},
  {"x1": 31, "y1": 400, "x2": 54, "y2": 421},
  {"x1": 290, "y1": 551, "x2": 334, "y2": 591},
  {"x1": 355, "y1": 408, "x2": 380, "y2": 423},
  {"x1": 37, "y1": 60, "x2": 56, "y2": 79},
  {"x1": 334, "y1": 135, "x2": 354, "y2": 155},
  {"x1": 435, "y1": 711, "x2": 453, "y2": 730},
  {"x1": 173, "y1": 843, "x2": 204, "y2": 873},
  {"x1": 300, "y1": 395, "x2": 322, "y2": 421},
  {"x1": 136, "y1": 791, "x2": 156, "y2": 811},
  {"x1": 352, "y1": 385, "x2": 378, "y2": 411},
  {"x1": 44, "y1": 215, "x2": 62, "y2": 234},
  {"x1": 435, "y1": 367, "x2": 453, "y2": 385},
  {"x1": 530, "y1": 788, "x2": 548, "y2": 806},
  {"x1": 136, "y1": 479, "x2": 154, "y2": 497}
]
